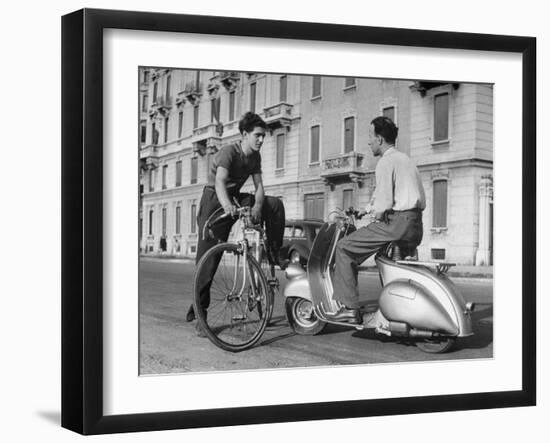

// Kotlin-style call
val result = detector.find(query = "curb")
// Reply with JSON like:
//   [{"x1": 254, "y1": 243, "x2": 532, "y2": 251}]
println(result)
[{"x1": 141, "y1": 256, "x2": 493, "y2": 280}]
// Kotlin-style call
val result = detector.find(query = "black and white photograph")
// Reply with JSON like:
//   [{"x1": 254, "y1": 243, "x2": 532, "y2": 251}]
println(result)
[
  {"x1": 138, "y1": 68, "x2": 494, "y2": 374},
  {"x1": 3, "y1": 0, "x2": 547, "y2": 440}
]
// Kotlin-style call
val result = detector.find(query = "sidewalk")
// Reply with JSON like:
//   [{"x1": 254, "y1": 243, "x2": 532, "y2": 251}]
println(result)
[{"x1": 140, "y1": 255, "x2": 493, "y2": 279}]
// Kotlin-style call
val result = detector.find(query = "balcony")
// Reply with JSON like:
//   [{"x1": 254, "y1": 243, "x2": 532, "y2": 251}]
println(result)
[
  {"x1": 409, "y1": 81, "x2": 460, "y2": 97},
  {"x1": 182, "y1": 82, "x2": 202, "y2": 104},
  {"x1": 150, "y1": 96, "x2": 172, "y2": 115},
  {"x1": 175, "y1": 92, "x2": 186, "y2": 107},
  {"x1": 139, "y1": 145, "x2": 160, "y2": 170},
  {"x1": 219, "y1": 71, "x2": 240, "y2": 90},
  {"x1": 320, "y1": 152, "x2": 367, "y2": 189},
  {"x1": 263, "y1": 103, "x2": 293, "y2": 132},
  {"x1": 192, "y1": 123, "x2": 223, "y2": 155}
]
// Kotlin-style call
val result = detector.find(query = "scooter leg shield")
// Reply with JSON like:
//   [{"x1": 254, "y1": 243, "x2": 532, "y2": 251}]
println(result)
[{"x1": 379, "y1": 280, "x2": 459, "y2": 336}]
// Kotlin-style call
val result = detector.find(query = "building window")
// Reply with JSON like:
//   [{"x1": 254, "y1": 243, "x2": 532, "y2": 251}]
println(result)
[
  {"x1": 249, "y1": 82, "x2": 256, "y2": 112},
  {"x1": 191, "y1": 157, "x2": 198, "y2": 184},
  {"x1": 211, "y1": 96, "x2": 220, "y2": 123},
  {"x1": 276, "y1": 133, "x2": 285, "y2": 169},
  {"x1": 139, "y1": 216, "x2": 143, "y2": 240},
  {"x1": 383, "y1": 106, "x2": 395, "y2": 122},
  {"x1": 162, "y1": 164, "x2": 168, "y2": 190},
  {"x1": 165, "y1": 75, "x2": 171, "y2": 100},
  {"x1": 143, "y1": 71, "x2": 149, "y2": 83},
  {"x1": 310, "y1": 125, "x2": 320, "y2": 164},
  {"x1": 343, "y1": 189, "x2": 354, "y2": 210},
  {"x1": 142, "y1": 94, "x2": 148, "y2": 112},
  {"x1": 148, "y1": 209, "x2": 154, "y2": 235},
  {"x1": 153, "y1": 82, "x2": 158, "y2": 103},
  {"x1": 190, "y1": 204, "x2": 197, "y2": 233},
  {"x1": 344, "y1": 77, "x2": 356, "y2": 88},
  {"x1": 140, "y1": 121, "x2": 147, "y2": 144},
  {"x1": 344, "y1": 117, "x2": 355, "y2": 153},
  {"x1": 148, "y1": 169, "x2": 154, "y2": 192},
  {"x1": 229, "y1": 90, "x2": 236, "y2": 121},
  {"x1": 434, "y1": 93, "x2": 449, "y2": 142},
  {"x1": 304, "y1": 193, "x2": 324, "y2": 220},
  {"x1": 175, "y1": 160, "x2": 182, "y2": 187},
  {"x1": 152, "y1": 122, "x2": 158, "y2": 145},
  {"x1": 175, "y1": 206, "x2": 181, "y2": 234},
  {"x1": 178, "y1": 111, "x2": 183, "y2": 138},
  {"x1": 162, "y1": 207, "x2": 167, "y2": 237},
  {"x1": 431, "y1": 248, "x2": 446, "y2": 260},
  {"x1": 195, "y1": 71, "x2": 201, "y2": 90},
  {"x1": 164, "y1": 117, "x2": 169, "y2": 143},
  {"x1": 312, "y1": 76, "x2": 321, "y2": 98},
  {"x1": 279, "y1": 75, "x2": 287, "y2": 102},
  {"x1": 193, "y1": 105, "x2": 199, "y2": 129},
  {"x1": 433, "y1": 179, "x2": 448, "y2": 228}
]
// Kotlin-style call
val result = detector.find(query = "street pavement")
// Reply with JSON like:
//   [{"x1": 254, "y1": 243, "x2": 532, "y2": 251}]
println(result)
[{"x1": 139, "y1": 259, "x2": 493, "y2": 374}]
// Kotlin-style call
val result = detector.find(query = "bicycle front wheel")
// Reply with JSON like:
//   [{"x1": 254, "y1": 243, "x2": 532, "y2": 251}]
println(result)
[{"x1": 193, "y1": 242, "x2": 273, "y2": 352}]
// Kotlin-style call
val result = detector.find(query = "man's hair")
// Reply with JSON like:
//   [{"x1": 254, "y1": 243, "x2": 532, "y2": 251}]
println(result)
[
  {"x1": 238, "y1": 112, "x2": 268, "y2": 134},
  {"x1": 371, "y1": 116, "x2": 399, "y2": 145}
]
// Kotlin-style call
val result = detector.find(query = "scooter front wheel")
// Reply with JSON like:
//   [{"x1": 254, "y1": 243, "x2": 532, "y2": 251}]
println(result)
[
  {"x1": 415, "y1": 336, "x2": 456, "y2": 353},
  {"x1": 285, "y1": 297, "x2": 326, "y2": 335}
]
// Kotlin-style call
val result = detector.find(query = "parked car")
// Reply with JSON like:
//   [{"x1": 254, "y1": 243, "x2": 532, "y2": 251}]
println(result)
[{"x1": 278, "y1": 219, "x2": 324, "y2": 269}]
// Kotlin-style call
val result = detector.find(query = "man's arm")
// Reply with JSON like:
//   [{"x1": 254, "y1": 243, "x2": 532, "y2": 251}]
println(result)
[
  {"x1": 372, "y1": 158, "x2": 394, "y2": 220},
  {"x1": 251, "y1": 172, "x2": 265, "y2": 221},
  {"x1": 215, "y1": 166, "x2": 236, "y2": 215}
]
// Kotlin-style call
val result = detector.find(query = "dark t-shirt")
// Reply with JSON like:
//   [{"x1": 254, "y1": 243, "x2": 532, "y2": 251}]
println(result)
[{"x1": 206, "y1": 142, "x2": 262, "y2": 195}]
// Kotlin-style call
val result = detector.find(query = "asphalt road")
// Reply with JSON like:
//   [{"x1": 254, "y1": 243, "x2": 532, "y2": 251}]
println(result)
[{"x1": 139, "y1": 258, "x2": 493, "y2": 374}]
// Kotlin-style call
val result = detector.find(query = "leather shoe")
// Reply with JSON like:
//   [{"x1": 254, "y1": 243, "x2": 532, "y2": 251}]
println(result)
[
  {"x1": 325, "y1": 306, "x2": 361, "y2": 324},
  {"x1": 186, "y1": 305, "x2": 195, "y2": 322}
]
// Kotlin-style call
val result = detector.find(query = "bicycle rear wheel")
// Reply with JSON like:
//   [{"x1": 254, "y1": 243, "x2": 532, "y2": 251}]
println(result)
[{"x1": 193, "y1": 242, "x2": 272, "y2": 352}]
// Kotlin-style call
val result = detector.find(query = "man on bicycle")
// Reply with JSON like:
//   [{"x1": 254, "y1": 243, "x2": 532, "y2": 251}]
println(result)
[
  {"x1": 330, "y1": 116, "x2": 425, "y2": 323},
  {"x1": 187, "y1": 112, "x2": 286, "y2": 333}
]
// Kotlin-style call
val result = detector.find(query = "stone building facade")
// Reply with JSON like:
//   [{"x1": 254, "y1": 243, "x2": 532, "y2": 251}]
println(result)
[{"x1": 139, "y1": 68, "x2": 493, "y2": 266}]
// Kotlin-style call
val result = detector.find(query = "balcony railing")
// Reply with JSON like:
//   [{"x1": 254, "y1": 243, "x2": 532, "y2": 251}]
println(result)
[
  {"x1": 183, "y1": 82, "x2": 202, "y2": 104},
  {"x1": 320, "y1": 151, "x2": 367, "y2": 188},
  {"x1": 263, "y1": 103, "x2": 293, "y2": 131},
  {"x1": 150, "y1": 95, "x2": 172, "y2": 114},
  {"x1": 192, "y1": 123, "x2": 222, "y2": 155},
  {"x1": 139, "y1": 145, "x2": 160, "y2": 170},
  {"x1": 219, "y1": 71, "x2": 240, "y2": 90}
]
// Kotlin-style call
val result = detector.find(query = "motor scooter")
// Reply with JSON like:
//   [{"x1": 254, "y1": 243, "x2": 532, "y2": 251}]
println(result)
[{"x1": 283, "y1": 208, "x2": 475, "y2": 353}]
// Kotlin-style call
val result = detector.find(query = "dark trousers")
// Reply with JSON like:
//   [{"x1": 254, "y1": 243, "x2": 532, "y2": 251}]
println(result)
[
  {"x1": 332, "y1": 211, "x2": 423, "y2": 307},
  {"x1": 195, "y1": 187, "x2": 285, "y2": 311}
]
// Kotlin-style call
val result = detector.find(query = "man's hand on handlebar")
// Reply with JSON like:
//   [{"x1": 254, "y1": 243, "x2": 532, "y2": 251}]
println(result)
[
  {"x1": 223, "y1": 204, "x2": 238, "y2": 218},
  {"x1": 251, "y1": 205, "x2": 262, "y2": 224},
  {"x1": 355, "y1": 204, "x2": 375, "y2": 220}
]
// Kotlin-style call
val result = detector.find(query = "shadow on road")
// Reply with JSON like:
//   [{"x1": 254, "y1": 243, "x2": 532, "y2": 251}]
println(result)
[{"x1": 348, "y1": 303, "x2": 494, "y2": 353}]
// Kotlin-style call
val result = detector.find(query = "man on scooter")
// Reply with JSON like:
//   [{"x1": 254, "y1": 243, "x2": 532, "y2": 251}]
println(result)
[{"x1": 329, "y1": 116, "x2": 426, "y2": 323}]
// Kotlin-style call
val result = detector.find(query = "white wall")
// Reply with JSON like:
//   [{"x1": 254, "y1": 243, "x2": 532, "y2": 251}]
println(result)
[{"x1": 0, "y1": 1, "x2": 546, "y2": 442}]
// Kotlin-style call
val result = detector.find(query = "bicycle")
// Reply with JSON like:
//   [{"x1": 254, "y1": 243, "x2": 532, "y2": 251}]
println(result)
[{"x1": 192, "y1": 204, "x2": 279, "y2": 352}]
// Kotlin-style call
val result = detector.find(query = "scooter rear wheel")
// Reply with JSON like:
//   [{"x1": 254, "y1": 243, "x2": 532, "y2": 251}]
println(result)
[
  {"x1": 285, "y1": 297, "x2": 326, "y2": 335},
  {"x1": 415, "y1": 336, "x2": 456, "y2": 353}
]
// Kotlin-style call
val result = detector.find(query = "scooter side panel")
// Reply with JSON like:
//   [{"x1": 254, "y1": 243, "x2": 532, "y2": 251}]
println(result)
[
  {"x1": 377, "y1": 256, "x2": 473, "y2": 337},
  {"x1": 379, "y1": 280, "x2": 459, "y2": 335}
]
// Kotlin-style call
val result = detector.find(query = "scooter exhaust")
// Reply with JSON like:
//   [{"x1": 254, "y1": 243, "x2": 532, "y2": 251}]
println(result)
[{"x1": 387, "y1": 321, "x2": 442, "y2": 339}]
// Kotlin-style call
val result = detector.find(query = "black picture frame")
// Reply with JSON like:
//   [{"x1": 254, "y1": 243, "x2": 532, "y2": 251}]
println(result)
[{"x1": 61, "y1": 8, "x2": 536, "y2": 435}]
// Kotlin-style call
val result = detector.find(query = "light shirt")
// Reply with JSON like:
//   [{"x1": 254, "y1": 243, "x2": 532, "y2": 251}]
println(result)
[{"x1": 372, "y1": 147, "x2": 426, "y2": 214}]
